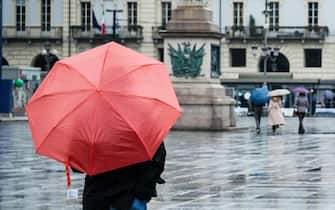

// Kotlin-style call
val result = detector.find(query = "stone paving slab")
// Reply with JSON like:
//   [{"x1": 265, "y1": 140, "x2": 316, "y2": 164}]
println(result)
[{"x1": 0, "y1": 118, "x2": 335, "y2": 209}]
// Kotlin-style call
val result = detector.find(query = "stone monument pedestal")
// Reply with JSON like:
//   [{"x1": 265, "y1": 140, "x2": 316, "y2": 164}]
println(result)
[
  {"x1": 173, "y1": 78, "x2": 236, "y2": 130},
  {"x1": 161, "y1": 2, "x2": 236, "y2": 130}
]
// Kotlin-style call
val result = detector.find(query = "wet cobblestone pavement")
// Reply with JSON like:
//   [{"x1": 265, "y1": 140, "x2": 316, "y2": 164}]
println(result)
[{"x1": 1, "y1": 117, "x2": 335, "y2": 209}]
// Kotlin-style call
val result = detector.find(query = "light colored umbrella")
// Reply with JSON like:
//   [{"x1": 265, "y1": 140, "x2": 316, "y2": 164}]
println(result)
[{"x1": 268, "y1": 89, "x2": 290, "y2": 97}]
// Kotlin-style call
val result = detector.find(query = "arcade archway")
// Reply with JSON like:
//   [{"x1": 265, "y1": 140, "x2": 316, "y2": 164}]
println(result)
[
  {"x1": 31, "y1": 53, "x2": 59, "y2": 72},
  {"x1": 259, "y1": 52, "x2": 290, "y2": 73},
  {"x1": 2, "y1": 57, "x2": 9, "y2": 66}
]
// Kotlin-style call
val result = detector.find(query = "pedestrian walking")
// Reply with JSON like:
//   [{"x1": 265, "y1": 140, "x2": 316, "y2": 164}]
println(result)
[
  {"x1": 268, "y1": 96, "x2": 285, "y2": 134},
  {"x1": 74, "y1": 143, "x2": 166, "y2": 210},
  {"x1": 25, "y1": 42, "x2": 181, "y2": 210},
  {"x1": 250, "y1": 87, "x2": 269, "y2": 134},
  {"x1": 311, "y1": 92, "x2": 317, "y2": 116},
  {"x1": 252, "y1": 103, "x2": 264, "y2": 134},
  {"x1": 295, "y1": 92, "x2": 309, "y2": 134}
]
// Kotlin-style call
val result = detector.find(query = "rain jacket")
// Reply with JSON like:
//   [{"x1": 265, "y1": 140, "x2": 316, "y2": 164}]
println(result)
[
  {"x1": 81, "y1": 143, "x2": 166, "y2": 210},
  {"x1": 268, "y1": 98, "x2": 285, "y2": 126},
  {"x1": 295, "y1": 96, "x2": 309, "y2": 113}
]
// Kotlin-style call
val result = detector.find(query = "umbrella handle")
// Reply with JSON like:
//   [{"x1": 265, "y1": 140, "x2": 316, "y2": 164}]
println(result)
[{"x1": 65, "y1": 158, "x2": 71, "y2": 188}]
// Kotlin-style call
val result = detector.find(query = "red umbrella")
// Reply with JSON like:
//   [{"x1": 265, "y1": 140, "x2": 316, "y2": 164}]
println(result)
[{"x1": 26, "y1": 42, "x2": 181, "y2": 183}]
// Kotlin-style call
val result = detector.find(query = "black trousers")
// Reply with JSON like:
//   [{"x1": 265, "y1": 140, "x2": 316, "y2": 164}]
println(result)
[
  {"x1": 297, "y1": 112, "x2": 305, "y2": 134},
  {"x1": 254, "y1": 109, "x2": 262, "y2": 129}
]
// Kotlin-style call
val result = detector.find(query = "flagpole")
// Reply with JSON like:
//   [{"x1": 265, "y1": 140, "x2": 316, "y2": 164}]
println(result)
[
  {"x1": 68, "y1": 0, "x2": 71, "y2": 56},
  {"x1": 101, "y1": 3, "x2": 106, "y2": 34},
  {"x1": 106, "y1": 9, "x2": 123, "y2": 39}
]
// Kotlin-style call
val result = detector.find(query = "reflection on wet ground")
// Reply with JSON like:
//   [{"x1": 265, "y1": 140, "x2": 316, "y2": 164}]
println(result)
[{"x1": 0, "y1": 117, "x2": 335, "y2": 209}]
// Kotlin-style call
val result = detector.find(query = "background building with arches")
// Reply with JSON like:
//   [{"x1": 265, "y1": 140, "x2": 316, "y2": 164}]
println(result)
[
  {"x1": 211, "y1": 0, "x2": 335, "y2": 108},
  {"x1": 2, "y1": 0, "x2": 335, "y2": 108}
]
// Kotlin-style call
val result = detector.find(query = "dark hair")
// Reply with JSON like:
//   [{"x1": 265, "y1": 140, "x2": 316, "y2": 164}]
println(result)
[{"x1": 299, "y1": 92, "x2": 306, "y2": 96}]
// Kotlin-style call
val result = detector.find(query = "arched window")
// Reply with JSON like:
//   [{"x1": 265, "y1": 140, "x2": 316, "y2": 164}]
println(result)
[
  {"x1": 31, "y1": 53, "x2": 59, "y2": 71},
  {"x1": 259, "y1": 52, "x2": 290, "y2": 72},
  {"x1": 2, "y1": 57, "x2": 9, "y2": 66}
]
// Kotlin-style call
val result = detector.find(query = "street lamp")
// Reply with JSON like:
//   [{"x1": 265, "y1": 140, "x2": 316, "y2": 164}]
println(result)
[
  {"x1": 41, "y1": 42, "x2": 57, "y2": 72},
  {"x1": 251, "y1": 0, "x2": 280, "y2": 88},
  {"x1": 106, "y1": 1, "x2": 123, "y2": 39},
  {"x1": 251, "y1": 46, "x2": 280, "y2": 87},
  {"x1": 41, "y1": 42, "x2": 51, "y2": 71}
]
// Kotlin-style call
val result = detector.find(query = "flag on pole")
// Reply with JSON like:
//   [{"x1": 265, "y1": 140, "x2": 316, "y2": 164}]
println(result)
[
  {"x1": 101, "y1": 3, "x2": 106, "y2": 34},
  {"x1": 92, "y1": 10, "x2": 101, "y2": 31}
]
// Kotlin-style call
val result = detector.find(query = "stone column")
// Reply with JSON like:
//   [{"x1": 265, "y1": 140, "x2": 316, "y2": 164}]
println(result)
[
  {"x1": 62, "y1": 0, "x2": 76, "y2": 58},
  {"x1": 138, "y1": 0, "x2": 156, "y2": 57}
]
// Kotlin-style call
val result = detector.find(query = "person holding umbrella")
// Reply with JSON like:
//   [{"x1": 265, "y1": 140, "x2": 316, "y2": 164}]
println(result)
[
  {"x1": 268, "y1": 89, "x2": 289, "y2": 134},
  {"x1": 323, "y1": 90, "x2": 334, "y2": 108},
  {"x1": 309, "y1": 90, "x2": 317, "y2": 116},
  {"x1": 250, "y1": 87, "x2": 269, "y2": 134},
  {"x1": 295, "y1": 92, "x2": 309, "y2": 134},
  {"x1": 79, "y1": 142, "x2": 166, "y2": 210},
  {"x1": 25, "y1": 42, "x2": 182, "y2": 210}
]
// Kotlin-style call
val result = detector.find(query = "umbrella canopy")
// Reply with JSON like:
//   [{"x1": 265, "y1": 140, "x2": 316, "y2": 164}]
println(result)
[
  {"x1": 292, "y1": 87, "x2": 309, "y2": 94},
  {"x1": 268, "y1": 89, "x2": 290, "y2": 97},
  {"x1": 26, "y1": 42, "x2": 181, "y2": 176},
  {"x1": 250, "y1": 87, "x2": 269, "y2": 105},
  {"x1": 324, "y1": 90, "x2": 334, "y2": 99}
]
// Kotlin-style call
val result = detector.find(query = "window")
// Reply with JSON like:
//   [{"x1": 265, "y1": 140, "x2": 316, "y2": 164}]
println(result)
[
  {"x1": 230, "y1": 48, "x2": 246, "y2": 67},
  {"x1": 127, "y1": 2, "x2": 137, "y2": 28},
  {"x1": 16, "y1": 0, "x2": 25, "y2": 31},
  {"x1": 41, "y1": 0, "x2": 51, "y2": 32},
  {"x1": 81, "y1": 2, "x2": 91, "y2": 31},
  {"x1": 305, "y1": 49, "x2": 322, "y2": 67},
  {"x1": 269, "y1": 2, "x2": 279, "y2": 31},
  {"x1": 233, "y1": 2, "x2": 243, "y2": 27},
  {"x1": 162, "y1": 2, "x2": 172, "y2": 28},
  {"x1": 158, "y1": 48, "x2": 164, "y2": 62},
  {"x1": 211, "y1": 45, "x2": 221, "y2": 78},
  {"x1": 308, "y1": 2, "x2": 318, "y2": 31}
]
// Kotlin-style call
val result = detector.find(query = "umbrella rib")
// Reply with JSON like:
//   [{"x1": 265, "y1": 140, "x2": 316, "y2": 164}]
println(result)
[
  {"x1": 27, "y1": 90, "x2": 93, "y2": 106},
  {"x1": 59, "y1": 62, "x2": 97, "y2": 88},
  {"x1": 98, "y1": 45, "x2": 110, "y2": 89},
  {"x1": 30, "y1": 63, "x2": 96, "y2": 104},
  {"x1": 99, "y1": 93, "x2": 152, "y2": 159},
  {"x1": 105, "y1": 63, "x2": 163, "y2": 85},
  {"x1": 35, "y1": 92, "x2": 96, "y2": 153},
  {"x1": 103, "y1": 90, "x2": 181, "y2": 112}
]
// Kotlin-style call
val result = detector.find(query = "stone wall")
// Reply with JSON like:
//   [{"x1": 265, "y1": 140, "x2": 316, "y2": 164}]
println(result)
[{"x1": 3, "y1": 42, "x2": 62, "y2": 67}]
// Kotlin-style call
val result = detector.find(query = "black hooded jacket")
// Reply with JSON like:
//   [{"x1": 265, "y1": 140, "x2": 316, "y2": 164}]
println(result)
[{"x1": 82, "y1": 143, "x2": 166, "y2": 210}]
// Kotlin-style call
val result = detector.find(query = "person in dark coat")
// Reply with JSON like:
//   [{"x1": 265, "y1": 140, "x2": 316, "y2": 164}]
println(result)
[
  {"x1": 252, "y1": 102, "x2": 264, "y2": 134},
  {"x1": 311, "y1": 93, "x2": 317, "y2": 116},
  {"x1": 249, "y1": 87, "x2": 268, "y2": 134},
  {"x1": 295, "y1": 93, "x2": 309, "y2": 134},
  {"x1": 75, "y1": 143, "x2": 166, "y2": 210}
]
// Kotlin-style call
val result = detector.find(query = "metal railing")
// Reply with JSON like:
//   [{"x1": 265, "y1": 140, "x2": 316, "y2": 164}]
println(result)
[
  {"x1": 225, "y1": 25, "x2": 329, "y2": 40},
  {"x1": 71, "y1": 25, "x2": 143, "y2": 41},
  {"x1": 2, "y1": 26, "x2": 63, "y2": 40}
]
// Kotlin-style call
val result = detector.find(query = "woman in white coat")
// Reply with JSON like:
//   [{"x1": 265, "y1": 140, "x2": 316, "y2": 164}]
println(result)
[{"x1": 268, "y1": 96, "x2": 285, "y2": 134}]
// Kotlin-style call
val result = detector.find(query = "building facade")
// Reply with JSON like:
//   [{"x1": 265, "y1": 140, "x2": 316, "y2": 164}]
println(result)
[
  {"x1": 2, "y1": 0, "x2": 335, "y2": 108},
  {"x1": 2, "y1": 0, "x2": 63, "y2": 71},
  {"x1": 211, "y1": 0, "x2": 335, "y2": 107},
  {"x1": 2, "y1": 0, "x2": 185, "y2": 71}
]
